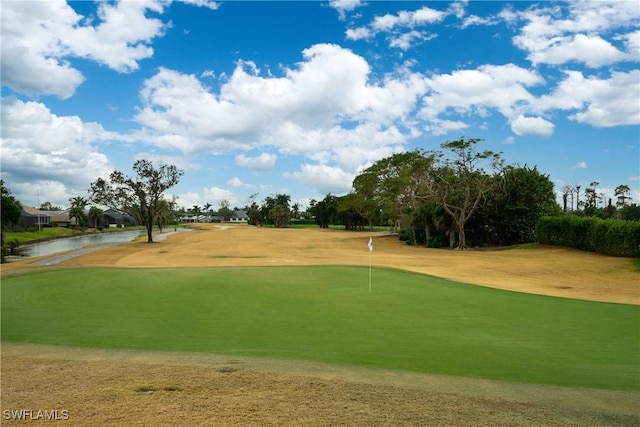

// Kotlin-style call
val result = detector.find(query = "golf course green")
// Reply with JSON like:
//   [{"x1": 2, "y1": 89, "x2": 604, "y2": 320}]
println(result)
[{"x1": 2, "y1": 265, "x2": 638, "y2": 391}]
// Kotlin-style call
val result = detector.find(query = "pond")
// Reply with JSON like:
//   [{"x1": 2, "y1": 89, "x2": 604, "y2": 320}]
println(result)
[{"x1": 20, "y1": 230, "x2": 146, "y2": 258}]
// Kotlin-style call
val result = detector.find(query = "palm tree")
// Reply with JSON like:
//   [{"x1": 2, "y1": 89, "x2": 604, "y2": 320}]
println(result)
[
  {"x1": 203, "y1": 202, "x2": 212, "y2": 222},
  {"x1": 156, "y1": 198, "x2": 175, "y2": 232},
  {"x1": 68, "y1": 196, "x2": 88, "y2": 228},
  {"x1": 87, "y1": 206, "x2": 103, "y2": 231},
  {"x1": 191, "y1": 205, "x2": 202, "y2": 222}
]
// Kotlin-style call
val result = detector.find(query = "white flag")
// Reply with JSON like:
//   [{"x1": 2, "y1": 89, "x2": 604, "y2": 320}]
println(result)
[{"x1": 368, "y1": 237, "x2": 373, "y2": 252}]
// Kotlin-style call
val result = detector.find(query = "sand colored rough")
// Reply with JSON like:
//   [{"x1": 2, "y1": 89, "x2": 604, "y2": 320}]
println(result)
[
  {"x1": 33, "y1": 223, "x2": 640, "y2": 305},
  {"x1": 2, "y1": 343, "x2": 639, "y2": 427},
  {"x1": 2, "y1": 224, "x2": 639, "y2": 426}
]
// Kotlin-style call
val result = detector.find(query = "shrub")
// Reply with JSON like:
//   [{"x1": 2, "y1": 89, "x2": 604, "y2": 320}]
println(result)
[{"x1": 536, "y1": 216, "x2": 640, "y2": 257}]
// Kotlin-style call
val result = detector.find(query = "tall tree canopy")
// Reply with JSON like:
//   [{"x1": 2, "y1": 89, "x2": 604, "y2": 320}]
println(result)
[
  {"x1": 261, "y1": 194, "x2": 291, "y2": 228},
  {"x1": 309, "y1": 194, "x2": 339, "y2": 229},
  {"x1": 1, "y1": 180, "x2": 22, "y2": 228},
  {"x1": 89, "y1": 160, "x2": 183, "y2": 243},
  {"x1": 424, "y1": 138, "x2": 503, "y2": 249},
  {"x1": 355, "y1": 151, "x2": 434, "y2": 232},
  {"x1": 88, "y1": 206, "x2": 104, "y2": 231},
  {"x1": 1, "y1": 181, "x2": 23, "y2": 263},
  {"x1": 347, "y1": 138, "x2": 562, "y2": 248},
  {"x1": 473, "y1": 165, "x2": 561, "y2": 245}
]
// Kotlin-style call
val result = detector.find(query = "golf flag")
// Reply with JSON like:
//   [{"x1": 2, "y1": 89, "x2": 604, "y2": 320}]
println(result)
[{"x1": 368, "y1": 237, "x2": 373, "y2": 291}]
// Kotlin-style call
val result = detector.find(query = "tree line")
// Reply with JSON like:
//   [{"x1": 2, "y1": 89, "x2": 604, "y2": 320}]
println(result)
[
  {"x1": 560, "y1": 182, "x2": 637, "y2": 219},
  {"x1": 308, "y1": 137, "x2": 562, "y2": 249},
  {"x1": 2, "y1": 138, "x2": 637, "y2": 256},
  {"x1": 308, "y1": 137, "x2": 637, "y2": 249}
]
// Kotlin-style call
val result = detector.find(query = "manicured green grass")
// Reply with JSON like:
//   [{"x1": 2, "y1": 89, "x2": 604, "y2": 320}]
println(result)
[
  {"x1": 1, "y1": 266, "x2": 638, "y2": 391},
  {"x1": 4, "y1": 226, "x2": 149, "y2": 245}
]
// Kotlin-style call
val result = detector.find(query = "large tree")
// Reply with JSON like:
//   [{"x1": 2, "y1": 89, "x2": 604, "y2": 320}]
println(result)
[
  {"x1": 351, "y1": 171, "x2": 381, "y2": 231},
  {"x1": 218, "y1": 199, "x2": 233, "y2": 222},
  {"x1": 309, "y1": 194, "x2": 339, "y2": 228},
  {"x1": 583, "y1": 181, "x2": 601, "y2": 213},
  {"x1": 89, "y1": 160, "x2": 183, "y2": 243},
  {"x1": 88, "y1": 206, "x2": 104, "y2": 231},
  {"x1": 272, "y1": 194, "x2": 292, "y2": 228},
  {"x1": 614, "y1": 184, "x2": 632, "y2": 209},
  {"x1": 475, "y1": 165, "x2": 561, "y2": 245},
  {"x1": 424, "y1": 137, "x2": 503, "y2": 249},
  {"x1": 355, "y1": 151, "x2": 434, "y2": 233},
  {"x1": 246, "y1": 194, "x2": 263, "y2": 226},
  {"x1": 1, "y1": 180, "x2": 23, "y2": 263}
]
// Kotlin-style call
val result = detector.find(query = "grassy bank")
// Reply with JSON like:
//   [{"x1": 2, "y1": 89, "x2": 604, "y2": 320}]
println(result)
[
  {"x1": 3, "y1": 225, "x2": 164, "y2": 246},
  {"x1": 2, "y1": 266, "x2": 638, "y2": 391},
  {"x1": 3, "y1": 227, "x2": 77, "y2": 244}
]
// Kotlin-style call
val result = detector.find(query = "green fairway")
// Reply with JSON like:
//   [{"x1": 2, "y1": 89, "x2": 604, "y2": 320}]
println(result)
[{"x1": 1, "y1": 266, "x2": 638, "y2": 391}]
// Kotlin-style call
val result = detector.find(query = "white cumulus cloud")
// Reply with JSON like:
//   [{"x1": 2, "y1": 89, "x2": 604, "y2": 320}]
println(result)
[
  {"x1": 235, "y1": 153, "x2": 278, "y2": 171},
  {"x1": 535, "y1": 70, "x2": 640, "y2": 127},
  {"x1": 347, "y1": 5, "x2": 448, "y2": 50},
  {"x1": 0, "y1": 98, "x2": 114, "y2": 205},
  {"x1": 227, "y1": 177, "x2": 246, "y2": 187},
  {"x1": 0, "y1": 0, "x2": 219, "y2": 99},
  {"x1": 329, "y1": 0, "x2": 365, "y2": 20},
  {"x1": 132, "y1": 44, "x2": 426, "y2": 192},
  {"x1": 511, "y1": 115, "x2": 555, "y2": 137},
  {"x1": 511, "y1": 1, "x2": 640, "y2": 67},
  {"x1": 286, "y1": 164, "x2": 355, "y2": 195},
  {"x1": 420, "y1": 64, "x2": 544, "y2": 131}
]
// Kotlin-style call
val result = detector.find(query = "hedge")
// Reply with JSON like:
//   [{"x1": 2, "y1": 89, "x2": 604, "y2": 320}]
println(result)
[{"x1": 536, "y1": 216, "x2": 640, "y2": 257}]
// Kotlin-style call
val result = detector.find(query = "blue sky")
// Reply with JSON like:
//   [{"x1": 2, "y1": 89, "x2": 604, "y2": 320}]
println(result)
[{"x1": 1, "y1": 0, "x2": 639, "y2": 211}]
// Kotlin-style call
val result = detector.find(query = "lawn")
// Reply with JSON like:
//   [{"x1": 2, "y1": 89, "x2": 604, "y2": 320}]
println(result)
[
  {"x1": 1, "y1": 265, "x2": 638, "y2": 391},
  {"x1": 3, "y1": 227, "x2": 76, "y2": 244},
  {"x1": 3, "y1": 226, "x2": 150, "y2": 245}
]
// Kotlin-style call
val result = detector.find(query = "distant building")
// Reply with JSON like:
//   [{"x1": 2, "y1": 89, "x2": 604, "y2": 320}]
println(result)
[
  {"x1": 103, "y1": 209, "x2": 136, "y2": 227},
  {"x1": 20, "y1": 204, "x2": 73, "y2": 228},
  {"x1": 229, "y1": 210, "x2": 249, "y2": 222},
  {"x1": 179, "y1": 214, "x2": 208, "y2": 223}
]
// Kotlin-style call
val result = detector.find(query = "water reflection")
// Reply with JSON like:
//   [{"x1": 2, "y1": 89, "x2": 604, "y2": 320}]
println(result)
[{"x1": 21, "y1": 230, "x2": 145, "y2": 258}]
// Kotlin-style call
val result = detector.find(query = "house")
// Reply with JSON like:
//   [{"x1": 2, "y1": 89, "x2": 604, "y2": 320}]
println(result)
[
  {"x1": 103, "y1": 209, "x2": 136, "y2": 227},
  {"x1": 179, "y1": 214, "x2": 207, "y2": 223},
  {"x1": 20, "y1": 204, "x2": 73, "y2": 228},
  {"x1": 229, "y1": 210, "x2": 249, "y2": 222}
]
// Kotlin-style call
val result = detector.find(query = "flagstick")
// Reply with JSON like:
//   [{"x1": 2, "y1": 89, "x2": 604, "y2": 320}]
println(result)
[
  {"x1": 369, "y1": 249, "x2": 372, "y2": 292},
  {"x1": 367, "y1": 237, "x2": 373, "y2": 291}
]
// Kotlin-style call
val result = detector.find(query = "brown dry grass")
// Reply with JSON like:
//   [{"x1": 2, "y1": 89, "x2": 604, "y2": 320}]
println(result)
[{"x1": 2, "y1": 224, "x2": 639, "y2": 426}]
